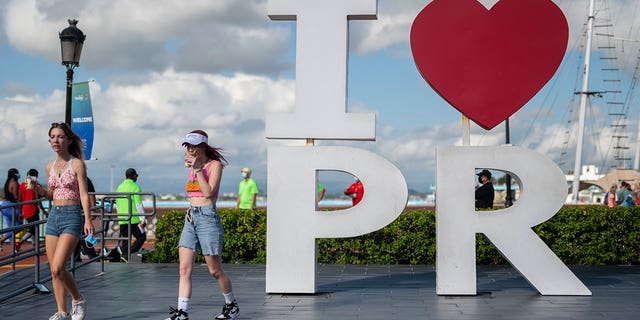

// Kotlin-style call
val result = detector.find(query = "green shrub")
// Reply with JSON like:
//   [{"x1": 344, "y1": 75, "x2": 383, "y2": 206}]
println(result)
[
  {"x1": 145, "y1": 209, "x2": 184, "y2": 263},
  {"x1": 318, "y1": 210, "x2": 436, "y2": 264},
  {"x1": 147, "y1": 206, "x2": 640, "y2": 265},
  {"x1": 219, "y1": 209, "x2": 266, "y2": 263},
  {"x1": 145, "y1": 208, "x2": 266, "y2": 264},
  {"x1": 535, "y1": 205, "x2": 640, "y2": 264}
]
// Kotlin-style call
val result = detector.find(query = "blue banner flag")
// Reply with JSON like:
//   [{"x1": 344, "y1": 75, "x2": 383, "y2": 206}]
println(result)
[{"x1": 71, "y1": 81, "x2": 94, "y2": 160}]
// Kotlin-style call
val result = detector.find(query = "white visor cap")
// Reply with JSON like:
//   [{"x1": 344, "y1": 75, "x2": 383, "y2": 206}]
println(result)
[{"x1": 182, "y1": 132, "x2": 208, "y2": 146}]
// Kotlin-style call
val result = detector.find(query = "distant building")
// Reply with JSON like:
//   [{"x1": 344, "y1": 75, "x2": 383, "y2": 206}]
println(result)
[{"x1": 564, "y1": 165, "x2": 605, "y2": 183}]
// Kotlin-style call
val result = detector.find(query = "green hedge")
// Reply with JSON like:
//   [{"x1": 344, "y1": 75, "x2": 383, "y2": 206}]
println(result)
[
  {"x1": 145, "y1": 206, "x2": 640, "y2": 265},
  {"x1": 146, "y1": 208, "x2": 266, "y2": 263}
]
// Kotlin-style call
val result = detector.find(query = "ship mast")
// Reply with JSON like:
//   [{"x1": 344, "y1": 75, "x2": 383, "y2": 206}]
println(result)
[{"x1": 571, "y1": 0, "x2": 596, "y2": 204}]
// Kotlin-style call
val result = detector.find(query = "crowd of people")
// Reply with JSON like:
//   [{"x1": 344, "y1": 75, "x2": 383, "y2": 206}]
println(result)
[{"x1": 604, "y1": 181, "x2": 640, "y2": 207}]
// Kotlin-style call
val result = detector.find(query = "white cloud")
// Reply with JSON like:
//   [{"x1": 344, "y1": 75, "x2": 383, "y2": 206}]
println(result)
[
  {"x1": 0, "y1": 67, "x2": 294, "y2": 193},
  {"x1": 0, "y1": 120, "x2": 26, "y2": 154},
  {"x1": 3, "y1": 0, "x2": 289, "y2": 75}
]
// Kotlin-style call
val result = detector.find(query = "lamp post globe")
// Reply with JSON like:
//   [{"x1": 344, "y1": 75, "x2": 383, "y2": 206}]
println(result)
[{"x1": 59, "y1": 19, "x2": 86, "y2": 125}]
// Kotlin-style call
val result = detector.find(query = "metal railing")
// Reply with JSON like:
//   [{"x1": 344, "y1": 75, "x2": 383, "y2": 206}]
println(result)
[
  {"x1": 96, "y1": 192, "x2": 156, "y2": 262},
  {"x1": 0, "y1": 192, "x2": 156, "y2": 302},
  {"x1": 0, "y1": 199, "x2": 50, "y2": 301}
]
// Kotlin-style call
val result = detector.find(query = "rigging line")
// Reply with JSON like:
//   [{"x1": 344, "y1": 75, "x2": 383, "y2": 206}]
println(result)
[
  {"x1": 506, "y1": 1, "x2": 587, "y2": 149},
  {"x1": 596, "y1": 0, "x2": 634, "y2": 170},
  {"x1": 565, "y1": 0, "x2": 614, "y2": 175},
  {"x1": 619, "y1": 50, "x2": 640, "y2": 117},
  {"x1": 538, "y1": 83, "x2": 571, "y2": 154},
  {"x1": 587, "y1": 100, "x2": 613, "y2": 173},
  {"x1": 591, "y1": 99, "x2": 610, "y2": 170},
  {"x1": 551, "y1": 31, "x2": 591, "y2": 169},
  {"x1": 624, "y1": 53, "x2": 640, "y2": 166},
  {"x1": 519, "y1": 24, "x2": 587, "y2": 149},
  {"x1": 557, "y1": 47, "x2": 585, "y2": 170},
  {"x1": 554, "y1": 50, "x2": 587, "y2": 169},
  {"x1": 613, "y1": 0, "x2": 640, "y2": 168},
  {"x1": 600, "y1": 47, "x2": 625, "y2": 167},
  {"x1": 519, "y1": 53, "x2": 575, "y2": 148},
  {"x1": 631, "y1": 71, "x2": 640, "y2": 169},
  {"x1": 555, "y1": 96, "x2": 578, "y2": 169},
  {"x1": 620, "y1": 63, "x2": 638, "y2": 118},
  {"x1": 627, "y1": 55, "x2": 640, "y2": 113},
  {"x1": 544, "y1": 62, "x2": 578, "y2": 165},
  {"x1": 527, "y1": 2, "x2": 599, "y2": 157},
  {"x1": 593, "y1": 0, "x2": 607, "y2": 18},
  {"x1": 623, "y1": 0, "x2": 640, "y2": 39},
  {"x1": 586, "y1": 98, "x2": 607, "y2": 169}
]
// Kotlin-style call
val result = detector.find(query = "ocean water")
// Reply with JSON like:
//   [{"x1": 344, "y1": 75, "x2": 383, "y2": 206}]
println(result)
[{"x1": 145, "y1": 198, "x2": 432, "y2": 208}]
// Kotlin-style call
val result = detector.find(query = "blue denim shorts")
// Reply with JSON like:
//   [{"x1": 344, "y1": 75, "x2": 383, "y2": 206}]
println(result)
[
  {"x1": 179, "y1": 204, "x2": 224, "y2": 256},
  {"x1": 45, "y1": 204, "x2": 84, "y2": 238}
]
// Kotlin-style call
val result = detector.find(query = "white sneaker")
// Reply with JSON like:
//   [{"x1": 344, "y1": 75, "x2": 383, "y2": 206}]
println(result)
[
  {"x1": 164, "y1": 307, "x2": 189, "y2": 320},
  {"x1": 49, "y1": 312, "x2": 71, "y2": 320},
  {"x1": 71, "y1": 297, "x2": 86, "y2": 320},
  {"x1": 215, "y1": 300, "x2": 239, "y2": 320}
]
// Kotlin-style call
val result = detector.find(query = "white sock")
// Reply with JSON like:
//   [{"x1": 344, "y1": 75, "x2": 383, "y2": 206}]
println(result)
[
  {"x1": 222, "y1": 292, "x2": 235, "y2": 304},
  {"x1": 178, "y1": 297, "x2": 190, "y2": 312}
]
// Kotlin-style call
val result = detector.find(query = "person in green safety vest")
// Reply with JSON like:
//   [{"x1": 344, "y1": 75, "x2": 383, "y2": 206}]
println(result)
[{"x1": 115, "y1": 168, "x2": 146, "y2": 257}]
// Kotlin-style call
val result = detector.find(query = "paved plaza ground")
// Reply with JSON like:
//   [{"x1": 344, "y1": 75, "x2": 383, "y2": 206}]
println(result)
[{"x1": 1, "y1": 263, "x2": 639, "y2": 319}]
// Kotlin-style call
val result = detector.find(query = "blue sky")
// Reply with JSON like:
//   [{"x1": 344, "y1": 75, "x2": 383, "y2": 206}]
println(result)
[{"x1": 1, "y1": 0, "x2": 640, "y2": 196}]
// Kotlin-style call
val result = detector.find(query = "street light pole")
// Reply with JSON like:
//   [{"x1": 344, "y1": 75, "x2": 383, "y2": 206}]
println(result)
[
  {"x1": 65, "y1": 68, "x2": 74, "y2": 125},
  {"x1": 505, "y1": 118, "x2": 513, "y2": 206},
  {"x1": 59, "y1": 19, "x2": 86, "y2": 126}
]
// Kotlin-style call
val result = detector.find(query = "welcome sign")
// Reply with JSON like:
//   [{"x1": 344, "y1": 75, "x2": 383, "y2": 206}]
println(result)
[{"x1": 265, "y1": 0, "x2": 590, "y2": 296}]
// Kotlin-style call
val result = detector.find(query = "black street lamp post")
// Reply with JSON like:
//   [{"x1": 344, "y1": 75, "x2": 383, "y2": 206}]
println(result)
[
  {"x1": 59, "y1": 19, "x2": 86, "y2": 126},
  {"x1": 505, "y1": 118, "x2": 514, "y2": 206}
]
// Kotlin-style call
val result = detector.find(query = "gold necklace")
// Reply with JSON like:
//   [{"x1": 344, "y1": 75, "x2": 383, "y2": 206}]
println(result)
[{"x1": 56, "y1": 158, "x2": 70, "y2": 176}]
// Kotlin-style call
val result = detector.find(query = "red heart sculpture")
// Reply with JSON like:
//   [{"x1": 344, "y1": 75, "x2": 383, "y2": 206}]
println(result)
[{"x1": 410, "y1": 0, "x2": 568, "y2": 130}]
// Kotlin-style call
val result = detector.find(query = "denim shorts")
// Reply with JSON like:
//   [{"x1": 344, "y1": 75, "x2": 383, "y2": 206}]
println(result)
[
  {"x1": 179, "y1": 204, "x2": 224, "y2": 256},
  {"x1": 45, "y1": 204, "x2": 84, "y2": 238}
]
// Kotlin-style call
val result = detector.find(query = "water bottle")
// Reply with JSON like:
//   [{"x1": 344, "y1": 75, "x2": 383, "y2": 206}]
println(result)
[{"x1": 85, "y1": 234, "x2": 97, "y2": 247}]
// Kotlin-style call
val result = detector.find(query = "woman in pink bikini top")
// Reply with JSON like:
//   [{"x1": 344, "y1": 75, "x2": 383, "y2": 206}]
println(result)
[
  {"x1": 37, "y1": 122, "x2": 93, "y2": 319},
  {"x1": 164, "y1": 129, "x2": 240, "y2": 320},
  {"x1": 184, "y1": 132, "x2": 226, "y2": 206},
  {"x1": 48, "y1": 158, "x2": 81, "y2": 201}
]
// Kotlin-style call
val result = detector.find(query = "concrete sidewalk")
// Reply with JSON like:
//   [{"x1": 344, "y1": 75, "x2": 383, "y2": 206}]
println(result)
[{"x1": 1, "y1": 263, "x2": 639, "y2": 319}]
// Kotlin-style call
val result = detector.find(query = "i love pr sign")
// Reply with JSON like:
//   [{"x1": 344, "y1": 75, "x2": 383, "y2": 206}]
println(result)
[{"x1": 265, "y1": 0, "x2": 589, "y2": 297}]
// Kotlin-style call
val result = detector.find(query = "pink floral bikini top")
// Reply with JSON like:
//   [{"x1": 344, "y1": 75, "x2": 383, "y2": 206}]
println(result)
[{"x1": 48, "y1": 158, "x2": 80, "y2": 201}]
